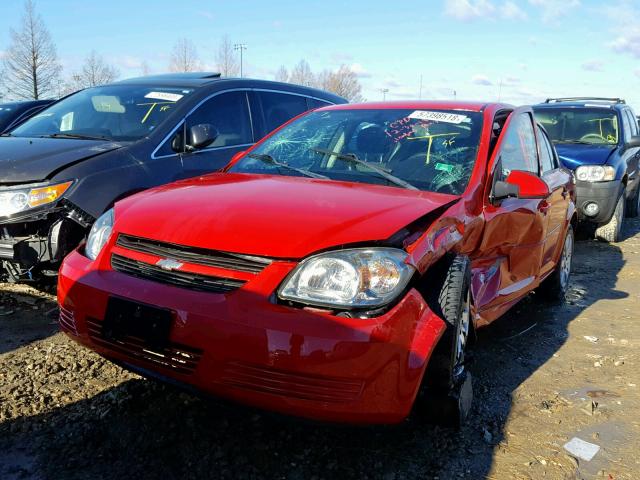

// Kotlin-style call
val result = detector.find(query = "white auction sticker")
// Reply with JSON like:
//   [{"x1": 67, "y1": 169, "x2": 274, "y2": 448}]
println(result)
[
  {"x1": 144, "y1": 91, "x2": 183, "y2": 102},
  {"x1": 408, "y1": 110, "x2": 468, "y2": 124}
]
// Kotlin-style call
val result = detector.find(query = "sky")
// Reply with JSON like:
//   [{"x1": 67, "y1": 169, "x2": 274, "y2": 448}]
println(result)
[{"x1": 1, "y1": 0, "x2": 639, "y2": 110}]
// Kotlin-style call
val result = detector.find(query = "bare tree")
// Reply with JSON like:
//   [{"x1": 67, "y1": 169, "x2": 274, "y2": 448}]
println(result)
[
  {"x1": 274, "y1": 65, "x2": 289, "y2": 83},
  {"x1": 289, "y1": 60, "x2": 315, "y2": 87},
  {"x1": 168, "y1": 38, "x2": 201, "y2": 72},
  {"x1": 1, "y1": 0, "x2": 61, "y2": 99},
  {"x1": 215, "y1": 35, "x2": 239, "y2": 77},
  {"x1": 79, "y1": 51, "x2": 119, "y2": 87},
  {"x1": 319, "y1": 65, "x2": 364, "y2": 102}
]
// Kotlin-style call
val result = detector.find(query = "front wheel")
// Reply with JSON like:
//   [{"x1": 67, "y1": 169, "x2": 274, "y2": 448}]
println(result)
[
  {"x1": 595, "y1": 190, "x2": 625, "y2": 243},
  {"x1": 418, "y1": 256, "x2": 474, "y2": 428},
  {"x1": 538, "y1": 224, "x2": 574, "y2": 302}
]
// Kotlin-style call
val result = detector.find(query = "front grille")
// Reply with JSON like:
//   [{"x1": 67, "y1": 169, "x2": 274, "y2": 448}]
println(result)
[
  {"x1": 218, "y1": 362, "x2": 364, "y2": 403},
  {"x1": 111, "y1": 254, "x2": 245, "y2": 294},
  {"x1": 58, "y1": 306, "x2": 78, "y2": 335},
  {"x1": 86, "y1": 317, "x2": 202, "y2": 375},
  {"x1": 116, "y1": 234, "x2": 271, "y2": 274}
]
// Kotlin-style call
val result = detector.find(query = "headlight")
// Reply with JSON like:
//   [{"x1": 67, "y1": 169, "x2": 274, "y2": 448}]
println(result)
[
  {"x1": 575, "y1": 166, "x2": 615, "y2": 182},
  {"x1": 0, "y1": 181, "x2": 73, "y2": 217},
  {"x1": 278, "y1": 248, "x2": 415, "y2": 309},
  {"x1": 85, "y1": 209, "x2": 114, "y2": 260}
]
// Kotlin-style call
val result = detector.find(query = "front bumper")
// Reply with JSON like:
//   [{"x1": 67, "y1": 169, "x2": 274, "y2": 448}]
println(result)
[
  {"x1": 58, "y1": 250, "x2": 446, "y2": 424},
  {"x1": 575, "y1": 180, "x2": 622, "y2": 224}
]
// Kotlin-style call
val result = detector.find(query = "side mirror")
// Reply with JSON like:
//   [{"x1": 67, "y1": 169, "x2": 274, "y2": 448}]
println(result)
[
  {"x1": 492, "y1": 170, "x2": 549, "y2": 202},
  {"x1": 623, "y1": 136, "x2": 640, "y2": 152},
  {"x1": 186, "y1": 124, "x2": 218, "y2": 151}
]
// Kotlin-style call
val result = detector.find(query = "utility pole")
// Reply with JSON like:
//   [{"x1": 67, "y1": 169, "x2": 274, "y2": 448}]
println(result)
[
  {"x1": 381, "y1": 88, "x2": 389, "y2": 101},
  {"x1": 234, "y1": 43, "x2": 247, "y2": 78},
  {"x1": 453, "y1": 90, "x2": 457, "y2": 100},
  {"x1": 419, "y1": 75, "x2": 423, "y2": 99},
  {"x1": 498, "y1": 79, "x2": 503, "y2": 102}
]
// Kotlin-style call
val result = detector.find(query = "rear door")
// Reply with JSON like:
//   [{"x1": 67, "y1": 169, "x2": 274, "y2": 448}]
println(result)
[
  {"x1": 472, "y1": 109, "x2": 549, "y2": 321},
  {"x1": 251, "y1": 90, "x2": 311, "y2": 139},
  {"x1": 537, "y1": 125, "x2": 571, "y2": 276}
]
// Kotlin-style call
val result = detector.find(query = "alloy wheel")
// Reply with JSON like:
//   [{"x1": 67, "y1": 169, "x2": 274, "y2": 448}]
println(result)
[{"x1": 559, "y1": 229, "x2": 573, "y2": 290}]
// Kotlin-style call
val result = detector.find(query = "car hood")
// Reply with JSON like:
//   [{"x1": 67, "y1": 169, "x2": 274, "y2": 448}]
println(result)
[
  {"x1": 115, "y1": 173, "x2": 457, "y2": 259},
  {"x1": 0, "y1": 137, "x2": 124, "y2": 183},
  {"x1": 555, "y1": 143, "x2": 616, "y2": 170}
]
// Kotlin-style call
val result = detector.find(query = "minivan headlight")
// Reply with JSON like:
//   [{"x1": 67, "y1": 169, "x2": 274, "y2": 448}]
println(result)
[
  {"x1": 278, "y1": 248, "x2": 415, "y2": 309},
  {"x1": 0, "y1": 181, "x2": 73, "y2": 217},
  {"x1": 85, "y1": 209, "x2": 114, "y2": 260},
  {"x1": 575, "y1": 165, "x2": 615, "y2": 182}
]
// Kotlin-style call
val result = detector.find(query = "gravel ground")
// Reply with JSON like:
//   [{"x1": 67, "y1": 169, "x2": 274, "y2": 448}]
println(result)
[{"x1": 1, "y1": 221, "x2": 639, "y2": 480}]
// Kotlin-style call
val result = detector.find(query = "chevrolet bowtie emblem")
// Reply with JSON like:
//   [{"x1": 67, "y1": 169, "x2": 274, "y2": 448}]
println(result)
[{"x1": 156, "y1": 258, "x2": 184, "y2": 271}]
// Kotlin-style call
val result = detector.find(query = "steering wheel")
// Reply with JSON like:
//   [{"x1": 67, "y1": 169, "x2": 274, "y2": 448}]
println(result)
[{"x1": 580, "y1": 133, "x2": 607, "y2": 143}]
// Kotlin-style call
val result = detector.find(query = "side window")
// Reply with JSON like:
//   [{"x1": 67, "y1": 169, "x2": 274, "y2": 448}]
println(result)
[
  {"x1": 620, "y1": 110, "x2": 632, "y2": 142},
  {"x1": 499, "y1": 113, "x2": 539, "y2": 178},
  {"x1": 537, "y1": 126, "x2": 557, "y2": 174},
  {"x1": 625, "y1": 110, "x2": 638, "y2": 137},
  {"x1": 307, "y1": 98, "x2": 332, "y2": 109},
  {"x1": 257, "y1": 91, "x2": 309, "y2": 133},
  {"x1": 186, "y1": 91, "x2": 252, "y2": 149}
]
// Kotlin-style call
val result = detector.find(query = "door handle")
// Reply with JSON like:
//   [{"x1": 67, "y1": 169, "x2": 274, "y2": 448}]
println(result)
[{"x1": 561, "y1": 188, "x2": 569, "y2": 199}]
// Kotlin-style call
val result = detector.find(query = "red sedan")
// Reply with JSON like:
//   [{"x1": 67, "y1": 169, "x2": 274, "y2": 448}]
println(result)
[{"x1": 58, "y1": 101, "x2": 576, "y2": 425}]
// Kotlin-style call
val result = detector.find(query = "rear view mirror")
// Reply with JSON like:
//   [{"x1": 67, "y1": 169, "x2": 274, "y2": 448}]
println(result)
[
  {"x1": 186, "y1": 124, "x2": 219, "y2": 151},
  {"x1": 492, "y1": 170, "x2": 549, "y2": 203}
]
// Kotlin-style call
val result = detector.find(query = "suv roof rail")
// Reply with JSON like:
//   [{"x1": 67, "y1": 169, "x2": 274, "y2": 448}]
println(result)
[{"x1": 544, "y1": 97, "x2": 626, "y2": 104}]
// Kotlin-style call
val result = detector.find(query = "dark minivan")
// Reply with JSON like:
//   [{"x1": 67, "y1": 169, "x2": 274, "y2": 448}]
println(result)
[
  {"x1": 0, "y1": 73, "x2": 346, "y2": 281},
  {"x1": 0, "y1": 99, "x2": 54, "y2": 134}
]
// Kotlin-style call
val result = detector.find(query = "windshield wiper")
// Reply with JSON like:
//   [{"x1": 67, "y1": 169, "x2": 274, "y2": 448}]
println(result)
[
  {"x1": 42, "y1": 133, "x2": 111, "y2": 141},
  {"x1": 311, "y1": 147, "x2": 418, "y2": 190},
  {"x1": 247, "y1": 153, "x2": 329, "y2": 179}
]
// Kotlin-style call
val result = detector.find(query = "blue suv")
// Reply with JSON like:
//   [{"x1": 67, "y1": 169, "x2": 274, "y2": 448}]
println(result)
[{"x1": 534, "y1": 98, "x2": 640, "y2": 242}]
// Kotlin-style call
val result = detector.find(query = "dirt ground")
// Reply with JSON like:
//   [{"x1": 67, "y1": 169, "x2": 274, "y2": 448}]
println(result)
[{"x1": 1, "y1": 221, "x2": 639, "y2": 480}]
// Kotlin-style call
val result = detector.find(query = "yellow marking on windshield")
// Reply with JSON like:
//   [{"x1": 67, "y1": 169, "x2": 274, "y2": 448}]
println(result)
[
  {"x1": 586, "y1": 118, "x2": 618, "y2": 143},
  {"x1": 407, "y1": 132, "x2": 461, "y2": 164},
  {"x1": 136, "y1": 101, "x2": 175, "y2": 124}
]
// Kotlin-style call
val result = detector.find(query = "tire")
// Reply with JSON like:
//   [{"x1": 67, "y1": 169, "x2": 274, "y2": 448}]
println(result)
[
  {"x1": 595, "y1": 190, "x2": 625, "y2": 242},
  {"x1": 418, "y1": 256, "x2": 474, "y2": 428},
  {"x1": 538, "y1": 224, "x2": 574, "y2": 302},
  {"x1": 626, "y1": 185, "x2": 640, "y2": 218}
]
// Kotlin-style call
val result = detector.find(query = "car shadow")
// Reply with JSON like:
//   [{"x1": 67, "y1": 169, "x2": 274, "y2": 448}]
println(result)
[
  {"x1": 0, "y1": 221, "x2": 634, "y2": 480},
  {"x1": 0, "y1": 283, "x2": 58, "y2": 355}
]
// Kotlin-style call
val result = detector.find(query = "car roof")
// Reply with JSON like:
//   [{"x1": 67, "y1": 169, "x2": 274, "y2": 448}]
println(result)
[
  {"x1": 319, "y1": 100, "x2": 510, "y2": 112},
  {"x1": 534, "y1": 98, "x2": 627, "y2": 111},
  {"x1": 0, "y1": 99, "x2": 54, "y2": 108},
  {"x1": 113, "y1": 72, "x2": 223, "y2": 88},
  {"x1": 108, "y1": 73, "x2": 347, "y2": 103}
]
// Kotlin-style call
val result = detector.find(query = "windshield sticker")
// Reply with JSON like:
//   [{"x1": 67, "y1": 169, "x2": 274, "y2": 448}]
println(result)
[
  {"x1": 408, "y1": 111, "x2": 468, "y2": 124},
  {"x1": 435, "y1": 162, "x2": 455, "y2": 173},
  {"x1": 145, "y1": 91, "x2": 183, "y2": 102}
]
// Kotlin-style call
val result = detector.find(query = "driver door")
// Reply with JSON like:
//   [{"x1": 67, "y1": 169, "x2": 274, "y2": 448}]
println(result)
[
  {"x1": 176, "y1": 90, "x2": 254, "y2": 178},
  {"x1": 472, "y1": 109, "x2": 549, "y2": 323}
]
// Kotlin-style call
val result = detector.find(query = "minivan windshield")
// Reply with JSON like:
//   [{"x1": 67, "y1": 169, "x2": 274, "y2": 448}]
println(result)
[
  {"x1": 534, "y1": 107, "x2": 619, "y2": 145},
  {"x1": 229, "y1": 108, "x2": 483, "y2": 194},
  {"x1": 11, "y1": 85, "x2": 193, "y2": 142}
]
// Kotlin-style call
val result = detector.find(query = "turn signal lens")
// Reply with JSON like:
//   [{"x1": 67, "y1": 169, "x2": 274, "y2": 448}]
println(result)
[{"x1": 28, "y1": 181, "x2": 73, "y2": 208}]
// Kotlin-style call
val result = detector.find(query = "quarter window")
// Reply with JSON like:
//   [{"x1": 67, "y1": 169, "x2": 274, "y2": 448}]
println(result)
[
  {"x1": 499, "y1": 113, "x2": 539, "y2": 178},
  {"x1": 624, "y1": 109, "x2": 638, "y2": 137},
  {"x1": 186, "y1": 91, "x2": 252, "y2": 149},
  {"x1": 537, "y1": 126, "x2": 557, "y2": 174},
  {"x1": 257, "y1": 91, "x2": 309, "y2": 133}
]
